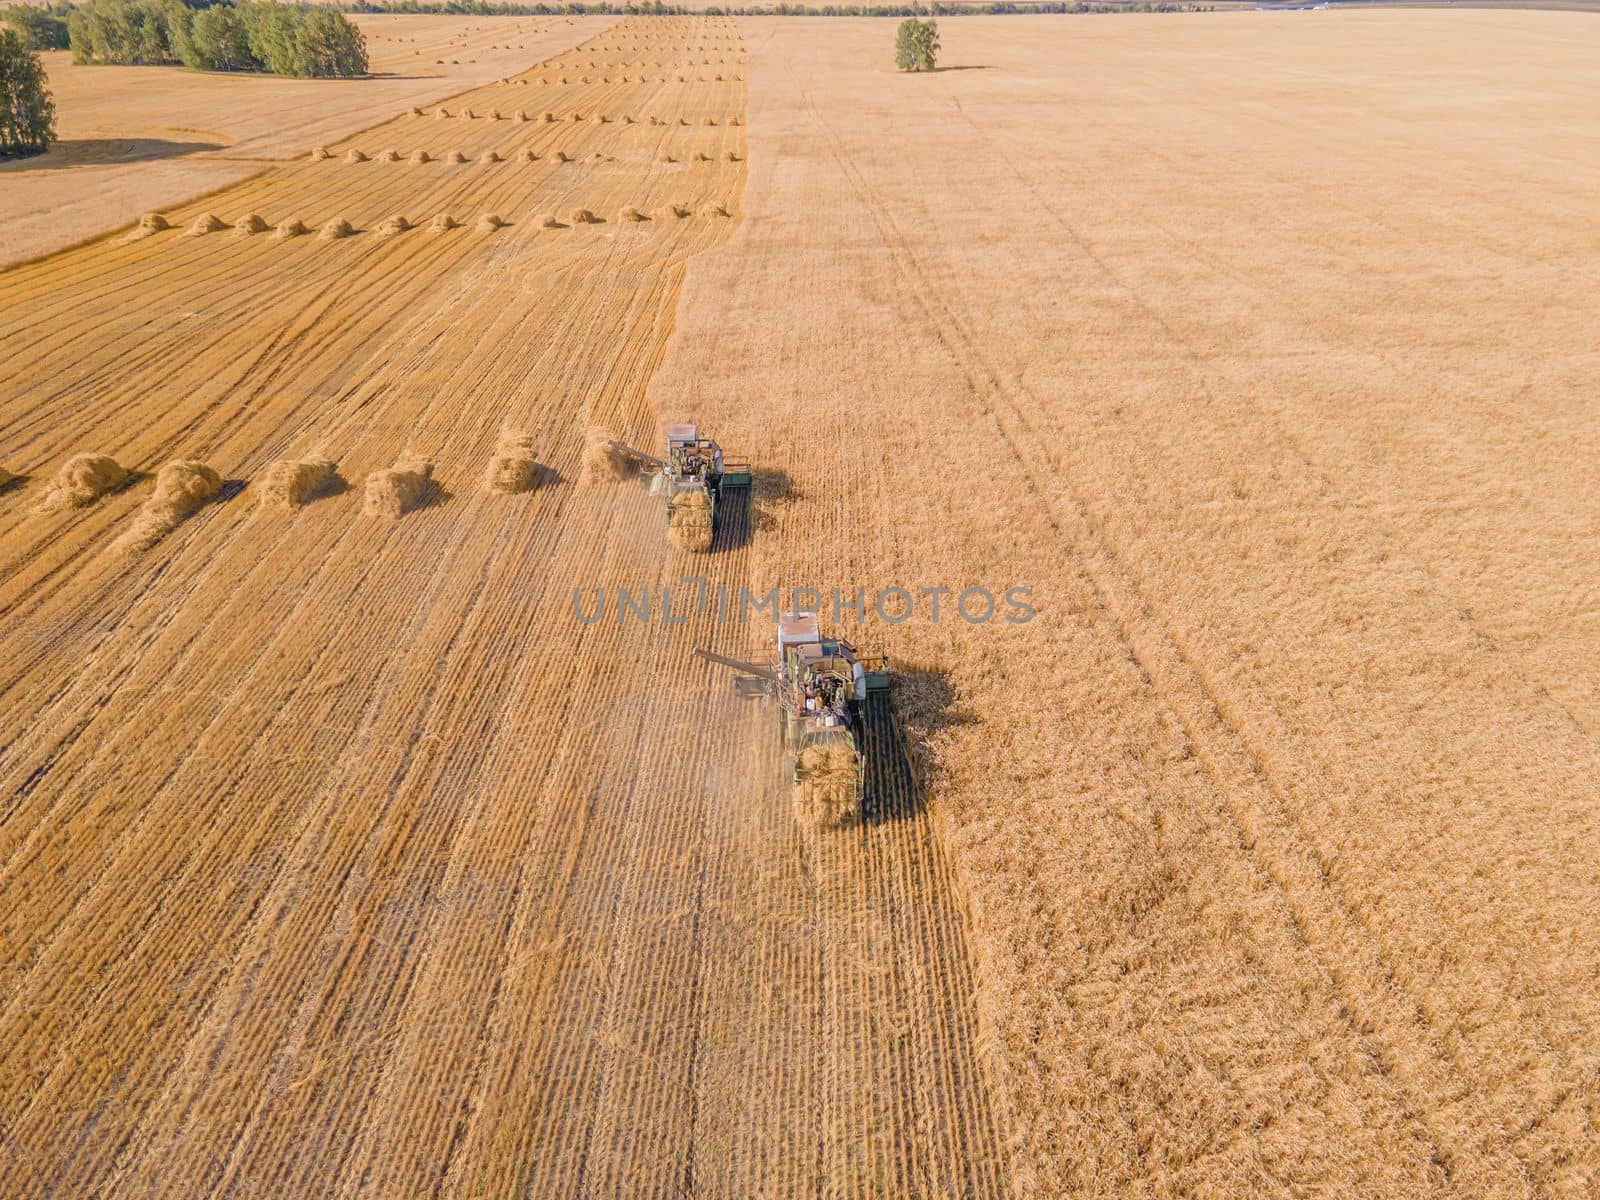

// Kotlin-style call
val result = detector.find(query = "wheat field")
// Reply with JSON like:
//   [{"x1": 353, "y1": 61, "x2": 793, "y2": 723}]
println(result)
[{"x1": 3, "y1": 8, "x2": 1599, "y2": 1199}]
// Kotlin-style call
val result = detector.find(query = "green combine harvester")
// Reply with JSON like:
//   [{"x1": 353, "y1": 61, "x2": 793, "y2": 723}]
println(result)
[
  {"x1": 696, "y1": 613, "x2": 893, "y2": 829},
  {"x1": 607, "y1": 423, "x2": 750, "y2": 552}
]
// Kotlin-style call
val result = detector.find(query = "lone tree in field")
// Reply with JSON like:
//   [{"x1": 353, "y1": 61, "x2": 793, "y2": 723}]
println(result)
[
  {"x1": 895, "y1": 17, "x2": 939, "y2": 73},
  {"x1": 0, "y1": 26, "x2": 57, "y2": 159}
]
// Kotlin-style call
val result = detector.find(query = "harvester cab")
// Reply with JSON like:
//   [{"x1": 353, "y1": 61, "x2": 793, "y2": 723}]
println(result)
[{"x1": 694, "y1": 613, "x2": 891, "y2": 830}]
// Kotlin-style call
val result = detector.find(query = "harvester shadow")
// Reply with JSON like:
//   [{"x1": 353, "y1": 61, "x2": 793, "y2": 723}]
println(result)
[
  {"x1": 861, "y1": 663, "x2": 975, "y2": 827},
  {"x1": 751, "y1": 467, "x2": 803, "y2": 535}
]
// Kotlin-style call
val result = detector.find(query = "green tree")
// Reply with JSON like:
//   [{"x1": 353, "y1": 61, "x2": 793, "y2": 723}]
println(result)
[
  {"x1": 0, "y1": 25, "x2": 57, "y2": 157},
  {"x1": 894, "y1": 16, "x2": 938, "y2": 72},
  {"x1": 175, "y1": 4, "x2": 258, "y2": 71},
  {"x1": 4, "y1": 7, "x2": 72, "y2": 52}
]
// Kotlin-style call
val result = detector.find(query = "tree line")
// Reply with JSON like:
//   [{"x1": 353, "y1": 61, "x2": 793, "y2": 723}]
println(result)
[
  {"x1": 64, "y1": 0, "x2": 368, "y2": 75},
  {"x1": 343, "y1": 1, "x2": 1204, "y2": 13}
]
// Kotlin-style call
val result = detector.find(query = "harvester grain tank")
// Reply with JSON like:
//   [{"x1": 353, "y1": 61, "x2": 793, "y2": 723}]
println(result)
[
  {"x1": 607, "y1": 423, "x2": 750, "y2": 552},
  {"x1": 695, "y1": 613, "x2": 892, "y2": 829}
]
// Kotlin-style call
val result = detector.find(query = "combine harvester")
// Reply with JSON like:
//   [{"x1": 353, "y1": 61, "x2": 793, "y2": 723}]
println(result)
[
  {"x1": 607, "y1": 424, "x2": 750, "y2": 551},
  {"x1": 696, "y1": 613, "x2": 892, "y2": 829}
]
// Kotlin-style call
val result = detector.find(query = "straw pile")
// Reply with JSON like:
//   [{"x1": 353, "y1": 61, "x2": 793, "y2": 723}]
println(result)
[
  {"x1": 186, "y1": 213, "x2": 226, "y2": 236},
  {"x1": 482, "y1": 150, "x2": 502, "y2": 163},
  {"x1": 447, "y1": 150, "x2": 468, "y2": 164},
  {"x1": 463, "y1": 108, "x2": 475, "y2": 119},
  {"x1": 555, "y1": 150, "x2": 573, "y2": 162},
  {"x1": 233, "y1": 214, "x2": 268, "y2": 235},
  {"x1": 428, "y1": 213, "x2": 461, "y2": 232},
  {"x1": 543, "y1": 111, "x2": 556, "y2": 122},
  {"x1": 410, "y1": 149, "x2": 431, "y2": 164},
  {"x1": 114, "y1": 460, "x2": 220, "y2": 552},
  {"x1": 309, "y1": 146, "x2": 331, "y2": 160},
  {"x1": 618, "y1": 206, "x2": 648, "y2": 223},
  {"x1": 0, "y1": 466, "x2": 14, "y2": 490},
  {"x1": 702, "y1": 202, "x2": 730, "y2": 218},
  {"x1": 516, "y1": 110, "x2": 529, "y2": 121},
  {"x1": 570, "y1": 208, "x2": 599, "y2": 225},
  {"x1": 537, "y1": 212, "x2": 563, "y2": 228},
  {"x1": 485, "y1": 431, "x2": 539, "y2": 494},
  {"x1": 274, "y1": 218, "x2": 309, "y2": 238},
  {"x1": 477, "y1": 213, "x2": 505, "y2": 231},
  {"x1": 35, "y1": 453, "x2": 130, "y2": 513},
  {"x1": 656, "y1": 203, "x2": 692, "y2": 220},
  {"x1": 793, "y1": 739, "x2": 863, "y2": 829},
  {"x1": 693, "y1": 151, "x2": 711, "y2": 162},
  {"x1": 580, "y1": 427, "x2": 637, "y2": 484},
  {"x1": 409, "y1": 106, "x2": 423, "y2": 117},
  {"x1": 124, "y1": 212, "x2": 170, "y2": 242},
  {"x1": 520, "y1": 149, "x2": 539, "y2": 162},
  {"x1": 345, "y1": 148, "x2": 367, "y2": 163},
  {"x1": 374, "y1": 215, "x2": 411, "y2": 238},
  {"x1": 378, "y1": 149, "x2": 400, "y2": 162},
  {"x1": 436, "y1": 107, "x2": 451, "y2": 119},
  {"x1": 667, "y1": 488, "x2": 713, "y2": 553},
  {"x1": 318, "y1": 217, "x2": 354, "y2": 240},
  {"x1": 363, "y1": 462, "x2": 433, "y2": 518},
  {"x1": 256, "y1": 457, "x2": 338, "y2": 511}
]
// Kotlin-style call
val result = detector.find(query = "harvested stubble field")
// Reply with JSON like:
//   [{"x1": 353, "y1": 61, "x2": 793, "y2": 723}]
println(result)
[
  {"x1": 2, "y1": 7, "x2": 1599, "y2": 1200},
  {"x1": 0, "y1": 14, "x2": 617, "y2": 266}
]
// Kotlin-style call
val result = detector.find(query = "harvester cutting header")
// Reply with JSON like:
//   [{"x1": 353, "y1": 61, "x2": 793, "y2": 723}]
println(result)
[
  {"x1": 606, "y1": 424, "x2": 750, "y2": 552},
  {"x1": 696, "y1": 613, "x2": 892, "y2": 829}
]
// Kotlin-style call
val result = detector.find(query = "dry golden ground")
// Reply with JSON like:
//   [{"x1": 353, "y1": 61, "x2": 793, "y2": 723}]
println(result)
[
  {"x1": 3, "y1": 7, "x2": 1599, "y2": 1198},
  {"x1": 0, "y1": 15, "x2": 1004, "y2": 1198},
  {"x1": 654, "y1": 10, "x2": 1600, "y2": 1197},
  {"x1": 0, "y1": 15, "x2": 618, "y2": 266}
]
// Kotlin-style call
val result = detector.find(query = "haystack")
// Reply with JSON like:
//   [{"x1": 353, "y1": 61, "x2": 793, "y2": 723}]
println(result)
[
  {"x1": 659, "y1": 153, "x2": 677, "y2": 164},
  {"x1": 477, "y1": 213, "x2": 505, "y2": 231},
  {"x1": 618, "y1": 206, "x2": 648, "y2": 223},
  {"x1": 436, "y1": 107, "x2": 451, "y2": 119},
  {"x1": 462, "y1": 108, "x2": 476, "y2": 119},
  {"x1": 704, "y1": 117, "x2": 718, "y2": 126},
  {"x1": 693, "y1": 151, "x2": 711, "y2": 162},
  {"x1": 580, "y1": 427, "x2": 637, "y2": 485},
  {"x1": 363, "y1": 462, "x2": 433, "y2": 518},
  {"x1": 114, "y1": 460, "x2": 220, "y2": 553},
  {"x1": 485, "y1": 431, "x2": 539, "y2": 495},
  {"x1": 345, "y1": 148, "x2": 368, "y2": 163},
  {"x1": 186, "y1": 213, "x2": 226, "y2": 236},
  {"x1": 274, "y1": 218, "x2": 310, "y2": 238},
  {"x1": 375, "y1": 215, "x2": 411, "y2": 238},
  {"x1": 310, "y1": 146, "x2": 331, "y2": 160},
  {"x1": 410, "y1": 149, "x2": 431, "y2": 164},
  {"x1": 256, "y1": 457, "x2": 338, "y2": 511},
  {"x1": 489, "y1": 108, "x2": 501, "y2": 119},
  {"x1": 730, "y1": 115, "x2": 743, "y2": 126},
  {"x1": 515, "y1": 110, "x2": 529, "y2": 121},
  {"x1": 482, "y1": 150, "x2": 502, "y2": 163},
  {"x1": 520, "y1": 149, "x2": 539, "y2": 162},
  {"x1": 702, "y1": 202, "x2": 730, "y2": 218},
  {"x1": 667, "y1": 488, "x2": 713, "y2": 553},
  {"x1": 537, "y1": 212, "x2": 563, "y2": 228},
  {"x1": 379, "y1": 149, "x2": 401, "y2": 162},
  {"x1": 124, "y1": 212, "x2": 170, "y2": 242},
  {"x1": 726, "y1": 151, "x2": 742, "y2": 162},
  {"x1": 656, "y1": 203, "x2": 692, "y2": 220},
  {"x1": 543, "y1": 111, "x2": 557, "y2": 122},
  {"x1": 555, "y1": 150, "x2": 573, "y2": 162},
  {"x1": 318, "y1": 217, "x2": 354, "y2": 240},
  {"x1": 428, "y1": 213, "x2": 461, "y2": 232},
  {"x1": 570, "y1": 208, "x2": 599, "y2": 225},
  {"x1": 793, "y1": 740, "x2": 863, "y2": 829},
  {"x1": 447, "y1": 150, "x2": 468, "y2": 164},
  {"x1": 409, "y1": 106, "x2": 423, "y2": 117},
  {"x1": 35, "y1": 453, "x2": 130, "y2": 513},
  {"x1": 233, "y1": 214, "x2": 268, "y2": 235},
  {"x1": 0, "y1": 466, "x2": 14, "y2": 490}
]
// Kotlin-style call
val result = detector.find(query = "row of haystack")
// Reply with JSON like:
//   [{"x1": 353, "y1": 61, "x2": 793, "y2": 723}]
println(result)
[
  {"x1": 129, "y1": 202, "x2": 731, "y2": 243},
  {"x1": 27, "y1": 454, "x2": 220, "y2": 554},
  {"x1": 16, "y1": 440, "x2": 553, "y2": 540}
]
